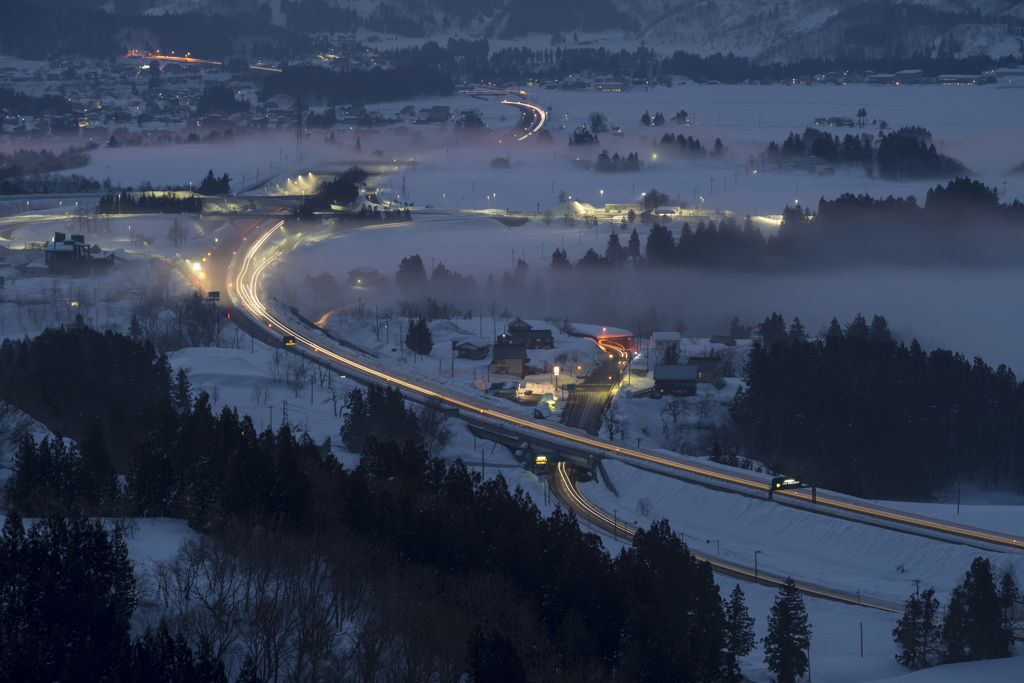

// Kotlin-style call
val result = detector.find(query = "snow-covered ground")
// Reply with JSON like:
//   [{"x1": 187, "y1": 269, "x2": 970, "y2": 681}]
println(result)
[{"x1": 2, "y1": 82, "x2": 1024, "y2": 681}]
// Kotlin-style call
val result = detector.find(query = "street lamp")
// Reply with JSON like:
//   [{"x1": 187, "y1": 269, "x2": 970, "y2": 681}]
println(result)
[
  {"x1": 707, "y1": 539, "x2": 720, "y2": 555},
  {"x1": 553, "y1": 365, "x2": 559, "y2": 393},
  {"x1": 754, "y1": 550, "x2": 762, "y2": 583}
]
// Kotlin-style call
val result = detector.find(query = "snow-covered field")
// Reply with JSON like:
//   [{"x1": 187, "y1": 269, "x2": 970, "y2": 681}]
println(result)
[{"x1": 2, "y1": 82, "x2": 1024, "y2": 681}]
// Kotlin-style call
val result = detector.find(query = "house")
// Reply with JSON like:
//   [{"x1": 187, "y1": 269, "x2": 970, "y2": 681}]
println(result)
[
  {"x1": 709, "y1": 335, "x2": 737, "y2": 347},
  {"x1": 507, "y1": 317, "x2": 554, "y2": 349},
  {"x1": 654, "y1": 364, "x2": 698, "y2": 396},
  {"x1": 346, "y1": 266, "x2": 385, "y2": 288},
  {"x1": 650, "y1": 331, "x2": 681, "y2": 351},
  {"x1": 687, "y1": 355, "x2": 723, "y2": 383},
  {"x1": 490, "y1": 341, "x2": 529, "y2": 378},
  {"x1": 43, "y1": 232, "x2": 114, "y2": 273},
  {"x1": 452, "y1": 337, "x2": 491, "y2": 360}
]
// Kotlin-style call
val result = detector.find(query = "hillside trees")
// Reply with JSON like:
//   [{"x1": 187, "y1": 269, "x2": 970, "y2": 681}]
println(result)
[
  {"x1": 0, "y1": 514, "x2": 136, "y2": 682},
  {"x1": 723, "y1": 584, "x2": 756, "y2": 682},
  {"x1": 893, "y1": 587, "x2": 941, "y2": 670},
  {"x1": 405, "y1": 317, "x2": 434, "y2": 357},
  {"x1": 730, "y1": 312, "x2": 1024, "y2": 498},
  {"x1": 763, "y1": 578, "x2": 811, "y2": 683},
  {"x1": 942, "y1": 557, "x2": 1012, "y2": 663}
]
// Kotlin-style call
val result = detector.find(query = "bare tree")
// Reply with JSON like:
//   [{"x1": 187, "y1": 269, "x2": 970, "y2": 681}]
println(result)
[
  {"x1": 251, "y1": 385, "x2": 272, "y2": 406},
  {"x1": 695, "y1": 393, "x2": 716, "y2": 430},
  {"x1": 417, "y1": 398, "x2": 453, "y2": 458},
  {"x1": 660, "y1": 397, "x2": 688, "y2": 424},
  {"x1": 602, "y1": 402, "x2": 629, "y2": 441},
  {"x1": 266, "y1": 347, "x2": 286, "y2": 384}
]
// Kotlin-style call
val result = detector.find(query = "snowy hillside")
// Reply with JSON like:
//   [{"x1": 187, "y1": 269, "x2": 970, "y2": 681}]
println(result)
[{"x1": 95, "y1": 0, "x2": 1024, "y2": 61}]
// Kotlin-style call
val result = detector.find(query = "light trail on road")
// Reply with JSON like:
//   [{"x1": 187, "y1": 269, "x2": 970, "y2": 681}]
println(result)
[
  {"x1": 227, "y1": 216, "x2": 1024, "y2": 557},
  {"x1": 501, "y1": 99, "x2": 548, "y2": 141},
  {"x1": 553, "y1": 462, "x2": 903, "y2": 612}
]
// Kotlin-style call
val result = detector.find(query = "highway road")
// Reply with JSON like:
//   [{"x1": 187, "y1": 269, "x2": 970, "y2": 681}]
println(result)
[
  {"x1": 550, "y1": 461, "x2": 904, "y2": 613},
  {"x1": 221, "y1": 216, "x2": 1024, "y2": 559}
]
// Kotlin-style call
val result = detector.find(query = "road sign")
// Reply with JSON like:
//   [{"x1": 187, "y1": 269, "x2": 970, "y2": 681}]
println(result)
[
  {"x1": 283, "y1": 335, "x2": 296, "y2": 346},
  {"x1": 562, "y1": 383, "x2": 576, "y2": 391},
  {"x1": 444, "y1": 408, "x2": 459, "y2": 418},
  {"x1": 207, "y1": 290, "x2": 220, "y2": 302}
]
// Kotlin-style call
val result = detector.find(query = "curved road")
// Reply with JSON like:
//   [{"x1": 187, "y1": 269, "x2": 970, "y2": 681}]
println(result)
[{"x1": 223, "y1": 219, "x2": 1024, "y2": 560}]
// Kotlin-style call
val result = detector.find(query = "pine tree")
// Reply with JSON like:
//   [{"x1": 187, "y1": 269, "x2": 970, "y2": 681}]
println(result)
[
  {"x1": 466, "y1": 626, "x2": 527, "y2": 682},
  {"x1": 339, "y1": 388, "x2": 369, "y2": 453},
  {"x1": 998, "y1": 571, "x2": 1020, "y2": 642},
  {"x1": 605, "y1": 232, "x2": 626, "y2": 266},
  {"x1": 405, "y1": 317, "x2": 433, "y2": 357},
  {"x1": 550, "y1": 247, "x2": 571, "y2": 268},
  {"x1": 172, "y1": 368, "x2": 193, "y2": 413},
  {"x1": 662, "y1": 343, "x2": 681, "y2": 365},
  {"x1": 893, "y1": 587, "x2": 940, "y2": 670},
  {"x1": 787, "y1": 317, "x2": 807, "y2": 345},
  {"x1": 942, "y1": 557, "x2": 1011, "y2": 663},
  {"x1": 763, "y1": 577, "x2": 811, "y2": 683},
  {"x1": 627, "y1": 227, "x2": 641, "y2": 261},
  {"x1": 77, "y1": 425, "x2": 119, "y2": 511},
  {"x1": 723, "y1": 584, "x2": 755, "y2": 682}
]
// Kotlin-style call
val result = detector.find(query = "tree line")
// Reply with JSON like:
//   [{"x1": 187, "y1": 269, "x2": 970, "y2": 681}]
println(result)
[
  {"x1": 548, "y1": 179, "x2": 1024, "y2": 273},
  {"x1": 762, "y1": 125, "x2": 966, "y2": 180},
  {"x1": 893, "y1": 557, "x2": 1019, "y2": 671},
  {"x1": 730, "y1": 312, "x2": 1024, "y2": 499},
  {"x1": 0, "y1": 144, "x2": 92, "y2": 180},
  {"x1": 0, "y1": 323, "x2": 778, "y2": 681},
  {"x1": 98, "y1": 191, "x2": 203, "y2": 215}
]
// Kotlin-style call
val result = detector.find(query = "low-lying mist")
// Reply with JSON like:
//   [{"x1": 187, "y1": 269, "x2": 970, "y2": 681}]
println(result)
[{"x1": 272, "y1": 234, "x2": 1024, "y2": 375}]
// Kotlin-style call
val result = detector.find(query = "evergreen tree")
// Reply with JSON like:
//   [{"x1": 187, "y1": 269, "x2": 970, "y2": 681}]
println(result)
[
  {"x1": 77, "y1": 425, "x2": 119, "y2": 511},
  {"x1": 942, "y1": 556, "x2": 1011, "y2": 663},
  {"x1": 845, "y1": 313, "x2": 869, "y2": 340},
  {"x1": 662, "y1": 343, "x2": 681, "y2": 365},
  {"x1": 759, "y1": 312, "x2": 787, "y2": 350},
  {"x1": 129, "y1": 619, "x2": 227, "y2": 683},
  {"x1": 604, "y1": 232, "x2": 627, "y2": 266},
  {"x1": 640, "y1": 110, "x2": 651, "y2": 126},
  {"x1": 129, "y1": 313, "x2": 143, "y2": 342},
  {"x1": 824, "y1": 317, "x2": 844, "y2": 342},
  {"x1": 405, "y1": 317, "x2": 433, "y2": 357},
  {"x1": 466, "y1": 626, "x2": 527, "y2": 683},
  {"x1": 893, "y1": 587, "x2": 941, "y2": 670},
  {"x1": 627, "y1": 227, "x2": 641, "y2": 261},
  {"x1": 998, "y1": 571, "x2": 1020, "y2": 640},
  {"x1": 339, "y1": 388, "x2": 369, "y2": 453},
  {"x1": 550, "y1": 247, "x2": 571, "y2": 269},
  {"x1": 787, "y1": 317, "x2": 807, "y2": 345},
  {"x1": 763, "y1": 577, "x2": 811, "y2": 683},
  {"x1": 0, "y1": 514, "x2": 136, "y2": 682},
  {"x1": 395, "y1": 254, "x2": 428, "y2": 294},
  {"x1": 723, "y1": 584, "x2": 755, "y2": 682},
  {"x1": 644, "y1": 223, "x2": 675, "y2": 265},
  {"x1": 172, "y1": 368, "x2": 193, "y2": 413}
]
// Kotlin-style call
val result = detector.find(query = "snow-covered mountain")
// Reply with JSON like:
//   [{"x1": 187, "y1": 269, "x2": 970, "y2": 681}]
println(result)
[{"x1": 80, "y1": 0, "x2": 1024, "y2": 61}]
